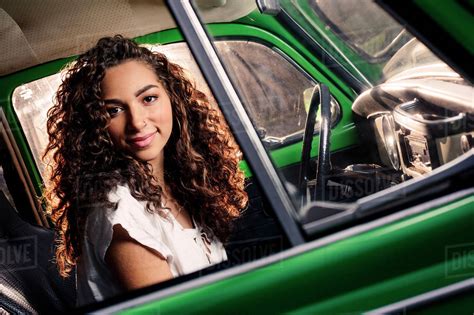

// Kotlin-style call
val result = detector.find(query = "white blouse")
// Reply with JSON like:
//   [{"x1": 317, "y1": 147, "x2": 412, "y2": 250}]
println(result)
[{"x1": 76, "y1": 185, "x2": 227, "y2": 306}]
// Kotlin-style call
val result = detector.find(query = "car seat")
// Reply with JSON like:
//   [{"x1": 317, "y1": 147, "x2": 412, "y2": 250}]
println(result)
[{"x1": 0, "y1": 191, "x2": 76, "y2": 313}]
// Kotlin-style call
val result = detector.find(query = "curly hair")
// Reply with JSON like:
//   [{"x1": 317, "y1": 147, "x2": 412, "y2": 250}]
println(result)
[{"x1": 43, "y1": 35, "x2": 248, "y2": 277}]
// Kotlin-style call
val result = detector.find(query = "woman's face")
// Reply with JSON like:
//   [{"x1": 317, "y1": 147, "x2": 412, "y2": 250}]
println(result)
[{"x1": 101, "y1": 60, "x2": 173, "y2": 171}]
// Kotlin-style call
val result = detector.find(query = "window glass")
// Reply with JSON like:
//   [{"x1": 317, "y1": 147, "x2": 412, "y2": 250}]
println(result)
[
  {"x1": 279, "y1": 0, "x2": 454, "y2": 85},
  {"x1": 11, "y1": 39, "x2": 309, "y2": 278},
  {"x1": 11, "y1": 39, "x2": 290, "y2": 301},
  {"x1": 215, "y1": 41, "x2": 339, "y2": 146},
  {"x1": 216, "y1": 41, "x2": 312, "y2": 139},
  {"x1": 13, "y1": 76, "x2": 62, "y2": 175},
  {"x1": 310, "y1": 0, "x2": 410, "y2": 59},
  {"x1": 194, "y1": 2, "x2": 473, "y2": 224}
]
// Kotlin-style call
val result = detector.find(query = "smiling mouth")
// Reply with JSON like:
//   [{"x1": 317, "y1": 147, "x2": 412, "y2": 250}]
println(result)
[{"x1": 127, "y1": 131, "x2": 157, "y2": 148}]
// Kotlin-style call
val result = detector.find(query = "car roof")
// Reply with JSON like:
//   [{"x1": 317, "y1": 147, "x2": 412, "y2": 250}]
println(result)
[{"x1": 0, "y1": 0, "x2": 256, "y2": 76}]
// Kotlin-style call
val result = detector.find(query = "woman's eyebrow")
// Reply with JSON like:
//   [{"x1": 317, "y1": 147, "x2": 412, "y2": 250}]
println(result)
[
  {"x1": 135, "y1": 84, "x2": 158, "y2": 97},
  {"x1": 103, "y1": 84, "x2": 159, "y2": 104},
  {"x1": 103, "y1": 98, "x2": 125, "y2": 105}
]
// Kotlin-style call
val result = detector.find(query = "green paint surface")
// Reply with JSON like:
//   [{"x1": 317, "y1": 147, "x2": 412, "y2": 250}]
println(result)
[
  {"x1": 119, "y1": 195, "x2": 474, "y2": 314},
  {"x1": 414, "y1": 0, "x2": 474, "y2": 54}
]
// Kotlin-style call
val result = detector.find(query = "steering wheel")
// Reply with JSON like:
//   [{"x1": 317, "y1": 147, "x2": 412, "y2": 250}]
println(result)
[{"x1": 298, "y1": 83, "x2": 332, "y2": 207}]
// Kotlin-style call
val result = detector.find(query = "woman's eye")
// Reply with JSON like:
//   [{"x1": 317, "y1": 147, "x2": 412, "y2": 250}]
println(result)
[
  {"x1": 143, "y1": 95, "x2": 158, "y2": 104},
  {"x1": 106, "y1": 107, "x2": 123, "y2": 117}
]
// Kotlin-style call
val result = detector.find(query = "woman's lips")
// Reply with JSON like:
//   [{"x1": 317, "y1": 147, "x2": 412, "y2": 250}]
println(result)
[{"x1": 128, "y1": 132, "x2": 157, "y2": 148}]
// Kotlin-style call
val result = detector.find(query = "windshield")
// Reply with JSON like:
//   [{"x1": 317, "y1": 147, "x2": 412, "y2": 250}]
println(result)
[
  {"x1": 280, "y1": 0, "x2": 451, "y2": 86},
  {"x1": 310, "y1": 0, "x2": 411, "y2": 60}
]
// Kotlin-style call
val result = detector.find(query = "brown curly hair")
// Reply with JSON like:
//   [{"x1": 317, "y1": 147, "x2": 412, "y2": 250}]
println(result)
[{"x1": 43, "y1": 35, "x2": 248, "y2": 277}]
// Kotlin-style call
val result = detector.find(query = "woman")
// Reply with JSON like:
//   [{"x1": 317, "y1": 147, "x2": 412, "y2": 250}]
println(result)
[{"x1": 43, "y1": 35, "x2": 248, "y2": 305}]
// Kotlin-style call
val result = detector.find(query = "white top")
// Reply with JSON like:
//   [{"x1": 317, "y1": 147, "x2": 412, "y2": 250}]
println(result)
[{"x1": 76, "y1": 185, "x2": 227, "y2": 306}]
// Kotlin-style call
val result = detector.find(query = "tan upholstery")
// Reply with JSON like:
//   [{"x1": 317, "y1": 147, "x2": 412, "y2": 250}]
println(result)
[{"x1": 0, "y1": 0, "x2": 256, "y2": 75}]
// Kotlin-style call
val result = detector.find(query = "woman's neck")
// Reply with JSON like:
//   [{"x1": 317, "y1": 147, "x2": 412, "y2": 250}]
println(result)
[
  {"x1": 150, "y1": 162, "x2": 173, "y2": 200},
  {"x1": 150, "y1": 152, "x2": 165, "y2": 186}
]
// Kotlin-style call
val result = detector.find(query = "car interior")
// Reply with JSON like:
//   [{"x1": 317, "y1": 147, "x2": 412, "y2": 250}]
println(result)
[
  {"x1": 0, "y1": 0, "x2": 472, "y2": 313},
  {"x1": 0, "y1": 1, "x2": 289, "y2": 312}
]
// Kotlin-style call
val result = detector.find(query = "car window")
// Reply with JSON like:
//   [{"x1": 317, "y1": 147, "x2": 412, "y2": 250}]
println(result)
[
  {"x1": 13, "y1": 75, "x2": 62, "y2": 175},
  {"x1": 9, "y1": 38, "x2": 291, "y2": 305},
  {"x1": 13, "y1": 40, "x2": 339, "y2": 174},
  {"x1": 193, "y1": 1, "x2": 473, "y2": 223},
  {"x1": 1, "y1": 1, "x2": 472, "y2": 313},
  {"x1": 216, "y1": 41, "x2": 312, "y2": 139},
  {"x1": 216, "y1": 41, "x2": 340, "y2": 146},
  {"x1": 310, "y1": 0, "x2": 411, "y2": 59},
  {"x1": 12, "y1": 43, "x2": 212, "y2": 175}
]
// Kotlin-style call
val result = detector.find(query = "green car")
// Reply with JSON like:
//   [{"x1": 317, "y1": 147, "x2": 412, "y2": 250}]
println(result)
[{"x1": 0, "y1": 0, "x2": 472, "y2": 313}]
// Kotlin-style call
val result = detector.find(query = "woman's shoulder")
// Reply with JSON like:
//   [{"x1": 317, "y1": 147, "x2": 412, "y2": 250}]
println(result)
[
  {"x1": 85, "y1": 184, "x2": 148, "y2": 230},
  {"x1": 107, "y1": 184, "x2": 135, "y2": 202},
  {"x1": 83, "y1": 184, "x2": 161, "y2": 246},
  {"x1": 82, "y1": 184, "x2": 172, "y2": 263}
]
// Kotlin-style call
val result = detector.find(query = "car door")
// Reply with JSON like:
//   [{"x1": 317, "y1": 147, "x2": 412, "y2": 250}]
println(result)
[
  {"x1": 0, "y1": 0, "x2": 472, "y2": 313},
  {"x1": 91, "y1": 0, "x2": 473, "y2": 313}
]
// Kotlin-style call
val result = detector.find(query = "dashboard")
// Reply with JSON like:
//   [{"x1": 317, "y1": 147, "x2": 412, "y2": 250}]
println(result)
[{"x1": 352, "y1": 78, "x2": 474, "y2": 178}]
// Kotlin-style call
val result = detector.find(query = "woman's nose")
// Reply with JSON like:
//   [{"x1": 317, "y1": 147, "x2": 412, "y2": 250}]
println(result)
[{"x1": 127, "y1": 104, "x2": 147, "y2": 131}]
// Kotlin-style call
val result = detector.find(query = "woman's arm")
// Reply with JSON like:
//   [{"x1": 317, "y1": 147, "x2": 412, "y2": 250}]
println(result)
[{"x1": 104, "y1": 224, "x2": 173, "y2": 290}]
